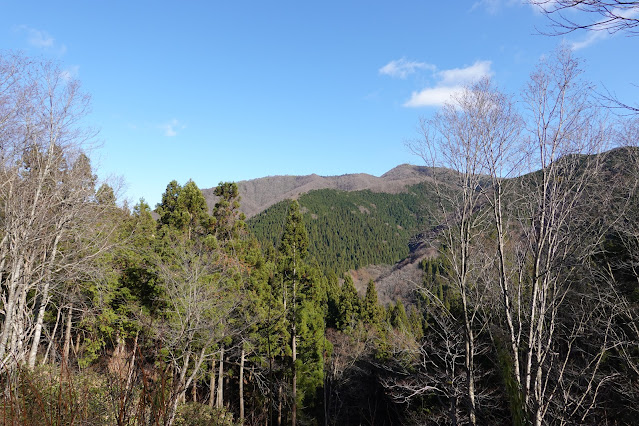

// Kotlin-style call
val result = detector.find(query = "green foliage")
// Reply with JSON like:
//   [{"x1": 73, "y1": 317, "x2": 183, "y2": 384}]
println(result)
[
  {"x1": 278, "y1": 200, "x2": 309, "y2": 263},
  {"x1": 273, "y1": 200, "x2": 327, "y2": 413},
  {"x1": 388, "y1": 299, "x2": 408, "y2": 330},
  {"x1": 213, "y1": 182, "x2": 246, "y2": 243},
  {"x1": 324, "y1": 272, "x2": 342, "y2": 328},
  {"x1": 174, "y1": 403, "x2": 238, "y2": 426},
  {"x1": 249, "y1": 183, "x2": 440, "y2": 275},
  {"x1": 406, "y1": 306, "x2": 424, "y2": 340},
  {"x1": 95, "y1": 183, "x2": 116, "y2": 205},
  {"x1": 419, "y1": 254, "x2": 456, "y2": 312},
  {"x1": 362, "y1": 280, "x2": 385, "y2": 326},
  {"x1": 337, "y1": 274, "x2": 361, "y2": 330},
  {"x1": 156, "y1": 179, "x2": 210, "y2": 239},
  {"x1": 156, "y1": 180, "x2": 182, "y2": 226},
  {"x1": 117, "y1": 199, "x2": 162, "y2": 314}
]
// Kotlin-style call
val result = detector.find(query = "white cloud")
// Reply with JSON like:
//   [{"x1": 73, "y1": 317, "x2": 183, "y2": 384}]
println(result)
[
  {"x1": 615, "y1": 6, "x2": 639, "y2": 20},
  {"x1": 161, "y1": 119, "x2": 184, "y2": 137},
  {"x1": 403, "y1": 60, "x2": 494, "y2": 108},
  {"x1": 404, "y1": 86, "x2": 466, "y2": 108},
  {"x1": 21, "y1": 26, "x2": 54, "y2": 48},
  {"x1": 528, "y1": 0, "x2": 553, "y2": 14},
  {"x1": 15, "y1": 25, "x2": 67, "y2": 54},
  {"x1": 379, "y1": 58, "x2": 435, "y2": 79},
  {"x1": 569, "y1": 7, "x2": 639, "y2": 50},
  {"x1": 437, "y1": 60, "x2": 493, "y2": 86},
  {"x1": 569, "y1": 31, "x2": 606, "y2": 50}
]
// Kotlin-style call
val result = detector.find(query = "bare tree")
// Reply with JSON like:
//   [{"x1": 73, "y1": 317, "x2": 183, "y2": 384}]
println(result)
[
  {"x1": 154, "y1": 233, "x2": 241, "y2": 425},
  {"x1": 402, "y1": 48, "x2": 637, "y2": 425},
  {"x1": 383, "y1": 288, "x2": 475, "y2": 425},
  {"x1": 406, "y1": 77, "x2": 510, "y2": 425},
  {"x1": 513, "y1": 47, "x2": 612, "y2": 425},
  {"x1": 531, "y1": 0, "x2": 639, "y2": 113},
  {"x1": 531, "y1": 0, "x2": 639, "y2": 35},
  {"x1": 0, "y1": 52, "x2": 115, "y2": 372}
]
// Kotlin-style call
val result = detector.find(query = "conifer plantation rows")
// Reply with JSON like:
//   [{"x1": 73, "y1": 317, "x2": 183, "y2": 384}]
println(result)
[{"x1": 1, "y1": 48, "x2": 639, "y2": 425}]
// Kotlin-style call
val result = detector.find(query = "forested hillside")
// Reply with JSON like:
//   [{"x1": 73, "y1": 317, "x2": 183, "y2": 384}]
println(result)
[{"x1": 248, "y1": 184, "x2": 441, "y2": 275}]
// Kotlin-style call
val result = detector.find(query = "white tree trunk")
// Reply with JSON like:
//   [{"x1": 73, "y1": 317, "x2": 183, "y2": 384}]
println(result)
[
  {"x1": 62, "y1": 305, "x2": 73, "y2": 367},
  {"x1": 216, "y1": 346, "x2": 224, "y2": 408},
  {"x1": 239, "y1": 347, "x2": 245, "y2": 422}
]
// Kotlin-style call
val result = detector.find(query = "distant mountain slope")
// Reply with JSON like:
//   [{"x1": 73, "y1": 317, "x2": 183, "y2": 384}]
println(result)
[
  {"x1": 248, "y1": 183, "x2": 443, "y2": 275},
  {"x1": 201, "y1": 164, "x2": 436, "y2": 218}
]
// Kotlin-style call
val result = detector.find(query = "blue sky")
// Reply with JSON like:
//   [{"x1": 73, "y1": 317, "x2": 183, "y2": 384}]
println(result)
[{"x1": 1, "y1": 1, "x2": 637, "y2": 206}]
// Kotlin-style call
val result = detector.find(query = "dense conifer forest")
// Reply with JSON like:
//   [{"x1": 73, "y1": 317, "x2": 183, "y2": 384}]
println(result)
[
  {"x1": 248, "y1": 184, "x2": 441, "y2": 275},
  {"x1": 1, "y1": 45, "x2": 639, "y2": 426}
]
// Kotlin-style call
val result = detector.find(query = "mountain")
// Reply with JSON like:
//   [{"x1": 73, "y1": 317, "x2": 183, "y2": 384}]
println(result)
[
  {"x1": 201, "y1": 164, "x2": 436, "y2": 218},
  {"x1": 247, "y1": 182, "x2": 443, "y2": 276}
]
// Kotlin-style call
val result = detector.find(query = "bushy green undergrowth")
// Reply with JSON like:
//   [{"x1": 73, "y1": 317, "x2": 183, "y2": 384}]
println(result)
[{"x1": 174, "y1": 403, "x2": 238, "y2": 426}]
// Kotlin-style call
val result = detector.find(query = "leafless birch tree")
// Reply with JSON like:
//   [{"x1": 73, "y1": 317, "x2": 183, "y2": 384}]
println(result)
[
  {"x1": 406, "y1": 77, "x2": 513, "y2": 425},
  {"x1": 0, "y1": 52, "x2": 115, "y2": 373},
  {"x1": 401, "y1": 48, "x2": 637, "y2": 424}
]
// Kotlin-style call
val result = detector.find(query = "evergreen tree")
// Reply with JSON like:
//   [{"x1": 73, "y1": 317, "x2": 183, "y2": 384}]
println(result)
[
  {"x1": 407, "y1": 306, "x2": 424, "y2": 340},
  {"x1": 213, "y1": 182, "x2": 246, "y2": 243},
  {"x1": 389, "y1": 299, "x2": 408, "y2": 330},
  {"x1": 156, "y1": 180, "x2": 182, "y2": 227},
  {"x1": 276, "y1": 200, "x2": 325, "y2": 425},
  {"x1": 362, "y1": 280, "x2": 384, "y2": 327},
  {"x1": 338, "y1": 274, "x2": 361, "y2": 330},
  {"x1": 325, "y1": 272, "x2": 341, "y2": 328},
  {"x1": 156, "y1": 179, "x2": 210, "y2": 239}
]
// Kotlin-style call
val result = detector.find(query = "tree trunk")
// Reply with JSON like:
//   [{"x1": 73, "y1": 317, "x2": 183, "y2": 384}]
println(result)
[
  {"x1": 42, "y1": 304, "x2": 63, "y2": 365},
  {"x1": 27, "y1": 234, "x2": 61, "y2": 369},
  {"x1": 450, "y1": 395, "x2": 458, "y2": 426},
  {"x1": 216, "y1": 346, "x2": 224, "y2": 408},
  {"x1": 0, "y1": 257, "x2": 24, "y2": 362},
  {"x1": 292, "y1": 332, "x2": 297, "y2": 426},
  {"x1": 73, "y1": 333, "x2": 81, "y2": 358},
  {"x1": 28, "y1": 280, "x2": 51, "y2": 369},
  {"x1": 168, "y1": 351, "x2": 191, "y2": 426},
  {"x1": 14, "y1": 287, "x2": 28, "y2": 364},
  {"x1": 209, "y1": 358, "x2": 216, "y2": 407},
  {"x1": 292, "y1": 249, "x2": 297, "y2": 426},
  {"x1": 239, "y1": 347, "x2": 245, "y2": 422},
  {"x1": 62, "y1": 305, "x2": 73, "y2": 367},
  {"x1": 278, "y1": 383, "x2": 283, "y2": 426}
]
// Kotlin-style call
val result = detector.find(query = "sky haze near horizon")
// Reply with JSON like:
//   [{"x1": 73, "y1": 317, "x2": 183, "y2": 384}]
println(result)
[{"x1": 1, "y1": 0, "x2": 637, "y2": 206}]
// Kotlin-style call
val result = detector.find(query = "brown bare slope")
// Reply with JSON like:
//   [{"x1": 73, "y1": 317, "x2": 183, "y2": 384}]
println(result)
[
  {"x1": 349, "y1": 238, "x2": 438, "y2": 305},
  {"x1": 202, "y1": 164, "x2": 435, "y2": 218}
]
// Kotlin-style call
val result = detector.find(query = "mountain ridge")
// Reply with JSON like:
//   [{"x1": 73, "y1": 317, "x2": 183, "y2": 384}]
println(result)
[{"x1": 201, "y1": 163, "x2": 436, "y2": 218}]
